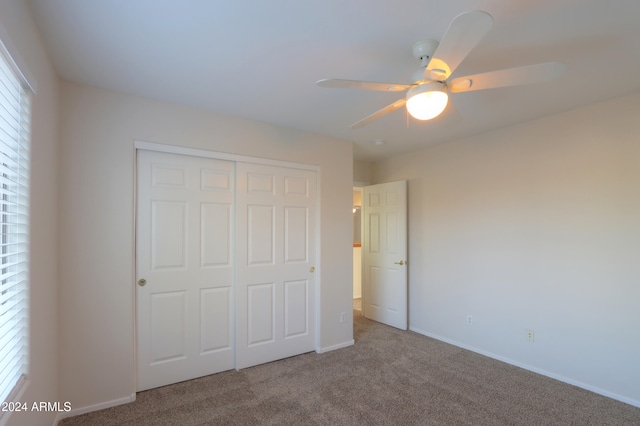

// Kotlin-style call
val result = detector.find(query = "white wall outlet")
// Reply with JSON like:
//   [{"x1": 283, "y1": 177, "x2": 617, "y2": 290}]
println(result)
[
  {"x1": 466, "y1": 315, "x2": 473, "y2": 326},
  {"x1": 526, "y1": 329, "x2": 535, "y2": 342},
  {"x1": 340, "y1": 312, "x2": 346, "y2": 323}
]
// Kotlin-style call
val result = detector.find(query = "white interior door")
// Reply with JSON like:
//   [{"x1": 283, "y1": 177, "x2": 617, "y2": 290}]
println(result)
[
  {"x1": 235, "y1": 162, "x2": 317, "y2": 369},
  {"x1": 363, "y1": 180, "x2": 408, "y2": 330},
  {"x1": 136, "y1": 150, "x2": 235, "y2": 391}
]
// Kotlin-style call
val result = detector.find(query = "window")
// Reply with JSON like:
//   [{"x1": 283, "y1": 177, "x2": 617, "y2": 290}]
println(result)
[{"x1": 0, "y1": 42, "x2": 31, "y2": 405}]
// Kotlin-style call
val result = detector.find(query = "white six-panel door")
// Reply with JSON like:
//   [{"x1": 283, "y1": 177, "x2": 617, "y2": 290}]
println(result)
[
  {"x1": 137, "y1": 151, "x2": 235, "y2": 391},
  {"x1": 363, "y1": 180, "x2": 408, "y2": 330},
  {"x1": 235, "y1": 162, "x2": 317, "y2": 369},
  {"x1": 137, "y1": 149, "x2": 317, "y2": 390}
]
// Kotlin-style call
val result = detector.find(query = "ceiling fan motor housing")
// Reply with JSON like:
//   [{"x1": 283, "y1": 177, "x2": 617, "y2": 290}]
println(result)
[
  {"x1": 412, "y1": 39, "x2": 439, "y2": 64},
  {"x1": 407, "y1": 81, "x2": 447, "y2": 100}
]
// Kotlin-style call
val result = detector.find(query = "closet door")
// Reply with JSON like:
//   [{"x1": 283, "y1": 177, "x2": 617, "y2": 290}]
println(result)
[
  {"x1": 136, "y1": 150, "x2": 235, "y2": 391},
  {"x1": 235, "y1": 163, "x2": 317, "y2": 369}
]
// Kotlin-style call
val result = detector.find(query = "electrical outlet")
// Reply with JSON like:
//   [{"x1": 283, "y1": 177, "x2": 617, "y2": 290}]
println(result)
[
  {"x1": 526, "y1": 329, "x2": 535, "y2": 343},
  {"x1": 466, "y1": 315, "x2": 473, "y2": 326},
  {"x1": 340, "y1": 312, "x2": 346, "y2": 323}
]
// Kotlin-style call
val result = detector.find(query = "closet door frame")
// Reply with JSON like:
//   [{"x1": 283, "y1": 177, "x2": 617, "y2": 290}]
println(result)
[{"x1": 133, "y1": 140, "x2": 321, "y2": 387}]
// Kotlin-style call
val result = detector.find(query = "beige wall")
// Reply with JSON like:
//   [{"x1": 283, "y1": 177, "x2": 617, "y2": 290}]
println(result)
[
  {"x1": 353, "y1": 160, "x2": 373, "y2": 184},
  {"x1": 0, "y1": 1, "x2": 60, "y2": 425},
  {"x1": 57, "y1": 82, "x2": 354, "y2": 411},
  {"x1": 372, "y1": 92, "x2": 640, "y2": 406}
]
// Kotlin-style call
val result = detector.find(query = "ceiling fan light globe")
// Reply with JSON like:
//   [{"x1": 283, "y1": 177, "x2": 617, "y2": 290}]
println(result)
[{"x1": 406, "y1": 82, "x2": 448, "y2": 120}]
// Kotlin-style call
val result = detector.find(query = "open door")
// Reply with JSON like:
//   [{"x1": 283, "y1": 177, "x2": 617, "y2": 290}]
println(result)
[{"x1": 362, "y1": 180, "x2": 408, "y2": 330}]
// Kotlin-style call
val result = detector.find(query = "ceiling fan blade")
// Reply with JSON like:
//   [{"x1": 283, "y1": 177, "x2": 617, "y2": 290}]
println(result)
[
  {"x1": 425, "y1": 10, "x2": 493, "y2": 81},
  {"x1": 350, "y1": 98, "x2": 407, "y2": 129},
  {"x1": 316, "y1": 78, "x2": 410, "y2": 92},
  {"x1": 448, "y1": 62, "x2": 565, "y2": 93}
]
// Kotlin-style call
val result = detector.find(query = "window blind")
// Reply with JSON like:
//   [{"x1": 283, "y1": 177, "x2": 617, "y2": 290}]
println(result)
[{"x1": 0, "y1": 44, "x2": 30, "y2": 405}]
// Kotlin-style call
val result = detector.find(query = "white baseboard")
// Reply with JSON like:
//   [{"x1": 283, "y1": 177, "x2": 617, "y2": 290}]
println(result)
[
  {"x1": 53, "y1": 393, "x2": 136, "y2": 425},
  {"x1": 409, "y1": 326, "x2": 640, "y2": 409},
  {"x1": 317, "y1": 339, "x2": 354, "y2": 353}
]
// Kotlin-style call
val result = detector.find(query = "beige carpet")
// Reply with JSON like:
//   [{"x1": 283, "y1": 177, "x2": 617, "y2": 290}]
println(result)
[{"x1": 61, "y1": 311, "x2": 640, "y2": 425}]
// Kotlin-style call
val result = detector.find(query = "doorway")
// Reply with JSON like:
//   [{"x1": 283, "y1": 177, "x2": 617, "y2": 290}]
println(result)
[
  {"x1": 136, "y1": 147, "x2": 319, "y2": 391},
  {"x1": 353, "y1": 186, "x2": 363, "y2": 314}
]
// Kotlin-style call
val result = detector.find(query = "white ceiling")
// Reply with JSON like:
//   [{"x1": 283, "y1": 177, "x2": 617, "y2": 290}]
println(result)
[{"x1": 27, "y1": 0, "x2": 640, "y2": 161}]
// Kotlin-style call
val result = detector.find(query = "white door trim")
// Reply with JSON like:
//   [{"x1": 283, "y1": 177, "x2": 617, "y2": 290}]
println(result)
[
  {"x1": 133, "y1": 140, "x2": 322, "y2": 390},
  {"x1": 134, "y1": 140, "x2": 320, "y2": 173}
]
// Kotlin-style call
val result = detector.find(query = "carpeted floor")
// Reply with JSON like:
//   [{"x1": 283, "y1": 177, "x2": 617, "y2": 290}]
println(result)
[
  {"x1": 353, "y1": 297, "x2": 361, "y2": 311},
  {"x1": 60, "y1": 309, "x2": 640, "y2": 425}
]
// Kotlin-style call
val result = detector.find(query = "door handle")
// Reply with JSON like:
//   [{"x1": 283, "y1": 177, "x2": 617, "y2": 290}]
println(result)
[
  {"x1": 137, "y1": 278, "x2": 147, "y2": 287},
  {"x1": 394, "y1": 260, "x2": 405, "y2": 266}
]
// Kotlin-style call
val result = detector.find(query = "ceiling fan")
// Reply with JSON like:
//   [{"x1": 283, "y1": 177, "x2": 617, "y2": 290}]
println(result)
[{"x1": 316, "y1": 10, "x2": 565, "y2": 129}]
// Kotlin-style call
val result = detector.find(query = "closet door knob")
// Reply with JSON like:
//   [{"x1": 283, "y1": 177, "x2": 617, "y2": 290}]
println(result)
[{"x1": 137, "y1": 278, "x2": 147, "y2": 287}]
